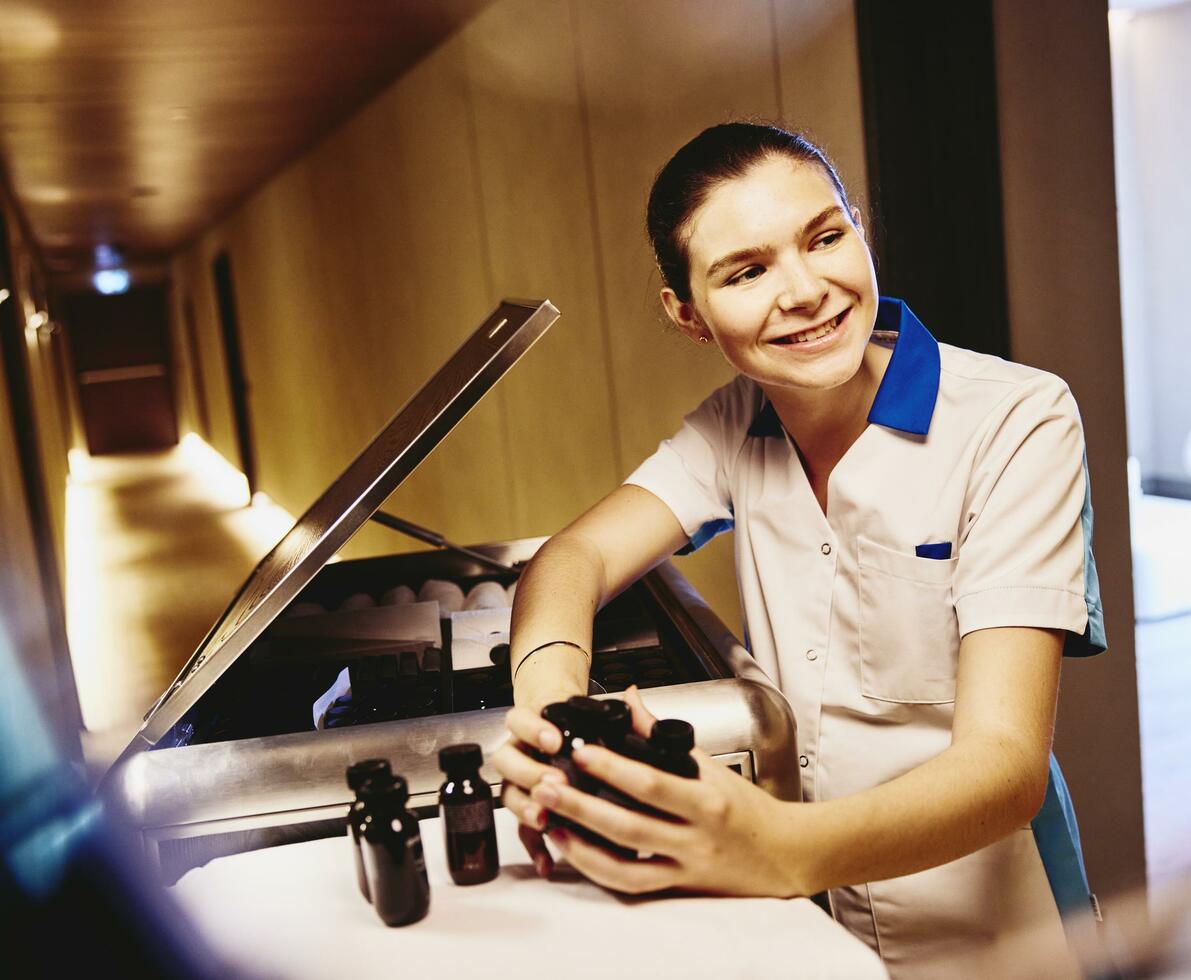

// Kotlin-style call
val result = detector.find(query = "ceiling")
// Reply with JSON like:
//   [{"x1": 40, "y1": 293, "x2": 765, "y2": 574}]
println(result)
[{"x1": 0, "y1": 0, "x2": 492, "y2": 286}]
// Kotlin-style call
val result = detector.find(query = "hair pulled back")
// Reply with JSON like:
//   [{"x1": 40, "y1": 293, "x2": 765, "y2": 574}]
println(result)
[{"x1": 646, "y1": 122, "x2": 852, "y2": 303}]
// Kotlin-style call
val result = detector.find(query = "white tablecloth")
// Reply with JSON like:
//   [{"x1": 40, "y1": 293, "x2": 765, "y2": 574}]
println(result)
[{"x1": 170, "y1": 809, "x2": 887, "y2": 979}]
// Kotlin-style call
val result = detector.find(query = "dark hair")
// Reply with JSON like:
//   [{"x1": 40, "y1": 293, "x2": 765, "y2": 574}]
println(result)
[{"x1": 646, "y1": 122, "x2": 853, "y2": 303}]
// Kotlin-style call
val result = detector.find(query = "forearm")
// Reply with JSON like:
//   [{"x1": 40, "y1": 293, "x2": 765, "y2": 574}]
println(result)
[
  {"x1": 779, "y1": 734, "x2": 1049, "y2": 896},
  {"x1": 510, "y1": 532, "x2": 606, "y2": 711}
]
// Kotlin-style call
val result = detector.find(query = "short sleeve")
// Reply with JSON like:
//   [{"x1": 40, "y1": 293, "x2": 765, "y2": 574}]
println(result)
[
  {"x1": 622, "y1": 385, "x2": 737, "y2": 555},
  {"x1": 953, "y1": 376, "x2": 1106, "y2": 657}
]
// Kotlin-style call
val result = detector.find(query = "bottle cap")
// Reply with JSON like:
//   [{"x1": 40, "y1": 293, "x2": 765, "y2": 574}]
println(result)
[
  {"x1": 346, "y1": 758, "x2": 392, "y2": 791},
  {"x1": 594, "y1": 699, "x2": 632, "y2": 741},
  {"x1": 439, "y1": 742, "x2": 483, "y2": 774},
  {"x1": 564, "y1": 696, "x2": 608, "y2": 739},
  {"x1": 357, "y1": 772, "x2": 401, "y2": 799},
  {"x1": 541, "y1": 702, "x2": 575, "y2": 738},
  {"x1": 650, "y1": 718, "x2": 695, "y2": 754}
]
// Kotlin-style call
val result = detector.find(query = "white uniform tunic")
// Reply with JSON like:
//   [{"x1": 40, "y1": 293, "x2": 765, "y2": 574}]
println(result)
[{"x1": 624, "y1": 298, "x2": 1105, "y2": 977}]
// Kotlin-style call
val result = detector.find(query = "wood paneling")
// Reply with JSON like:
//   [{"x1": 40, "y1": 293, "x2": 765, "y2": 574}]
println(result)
[{"x1": 462, "y1": 0, "x2": 620, "y2": 533}]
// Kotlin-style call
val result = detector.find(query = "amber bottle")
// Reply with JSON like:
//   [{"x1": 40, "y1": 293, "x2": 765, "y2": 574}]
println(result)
[{"x1": 438, "y1": 743, "x2": 499, "y2": 885}]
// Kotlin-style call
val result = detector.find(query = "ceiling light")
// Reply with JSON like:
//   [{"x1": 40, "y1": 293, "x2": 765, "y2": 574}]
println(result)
[{"x1": 93, "y1": 269, "x2": 130, "y2": 295}]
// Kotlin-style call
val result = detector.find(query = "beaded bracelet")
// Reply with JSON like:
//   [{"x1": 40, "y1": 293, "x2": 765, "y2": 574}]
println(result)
[{"x1": 511, "y1": 640, "x2": 591, "y2": 684}]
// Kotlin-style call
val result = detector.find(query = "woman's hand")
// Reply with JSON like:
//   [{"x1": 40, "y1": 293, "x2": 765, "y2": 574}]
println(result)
[
  {"x1": 528, "y1": 687, "x2": 802, "y2": 898},
  {"x1": 492, "y1": 701, "x2": 570, "y2": 878}
]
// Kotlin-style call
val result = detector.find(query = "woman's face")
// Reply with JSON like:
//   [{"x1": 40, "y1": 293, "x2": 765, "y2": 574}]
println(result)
[{"x1": 666, "y1": 156, "x2": 878, "y2": 395}]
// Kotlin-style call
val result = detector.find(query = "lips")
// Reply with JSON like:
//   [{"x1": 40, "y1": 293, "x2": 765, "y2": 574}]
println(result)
[{"x1": 769, "y1": 307, "x2": 849, "y2": 346}]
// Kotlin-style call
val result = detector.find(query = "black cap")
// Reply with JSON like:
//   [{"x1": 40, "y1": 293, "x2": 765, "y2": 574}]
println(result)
[
  {"x1": 594, "y1": 699, "x2": 632, "y2": 740},
  {"x1": 541, "y1": 702, "x2": 575, "y2": 735},
  {"x1": 564, "y1": 696, "x2": 609, "y2": 738},
  {"x1": 357, "y1": 772, "x2": 403, "y2": 799},
  {"x1": 650, "y1": 718, "x2": 695, "y2": 754},
  {"x1": 346, "y1": 758, "x2": 391, "y2": 791},
  {"x1": 439, "y1": 742, "x2": 483, "y2": 774}
]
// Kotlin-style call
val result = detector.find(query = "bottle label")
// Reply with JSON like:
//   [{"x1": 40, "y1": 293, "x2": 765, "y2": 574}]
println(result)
[{"x1": 446, "y1": 799, "x2": 494, "y2": 834}]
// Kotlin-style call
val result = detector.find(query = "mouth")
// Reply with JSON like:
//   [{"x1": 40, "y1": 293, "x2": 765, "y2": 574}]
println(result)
[{"x1": 768, "y1": 307, "x2": 850, "y2": 346}]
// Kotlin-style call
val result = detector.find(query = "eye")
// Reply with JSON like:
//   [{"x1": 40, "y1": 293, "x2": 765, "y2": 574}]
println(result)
[
  {"x1": 726, "y1": 265, "x2": 764, "y2": 286},
  {"x1": 813, "y1": 231, "x2": 845, "y2": 249}
]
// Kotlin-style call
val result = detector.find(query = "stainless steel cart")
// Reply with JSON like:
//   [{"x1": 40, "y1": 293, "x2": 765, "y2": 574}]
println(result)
[{"x1": 100, "y1": 300, "x2": 800, "y2": 881}]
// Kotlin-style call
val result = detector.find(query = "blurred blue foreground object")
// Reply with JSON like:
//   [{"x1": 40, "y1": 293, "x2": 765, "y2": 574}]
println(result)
[{"x1": 0, "y1": 623, "x2": 228, "y2": 978}]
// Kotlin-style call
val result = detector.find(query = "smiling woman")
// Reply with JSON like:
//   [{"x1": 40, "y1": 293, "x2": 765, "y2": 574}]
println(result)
[{"x1": 494, "y1": 122, "x2": 1107, "y2": 980}]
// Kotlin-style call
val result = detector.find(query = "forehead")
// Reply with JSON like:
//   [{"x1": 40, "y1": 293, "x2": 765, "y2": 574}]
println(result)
[{"x1": 684, "y1": 157, "x2": 843, "y2": 270}]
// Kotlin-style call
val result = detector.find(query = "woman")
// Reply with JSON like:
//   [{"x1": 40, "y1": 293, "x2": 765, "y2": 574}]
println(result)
[{"x1": 493, "y1": 122, "x2": 1104, "y2": 976}]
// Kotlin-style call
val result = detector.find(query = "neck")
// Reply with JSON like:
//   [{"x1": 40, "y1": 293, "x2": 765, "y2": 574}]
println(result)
[{"x1": 764, "y1": 342, "x2": 892, "y2": 472}]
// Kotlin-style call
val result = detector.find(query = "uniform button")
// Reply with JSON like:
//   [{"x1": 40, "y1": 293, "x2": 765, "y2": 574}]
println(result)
[
  {"x1": 799, "y1": 755, "x2": 809, "y2": 768},
  {"x1": 805, "y1": 649, "x2": 817, "y2": 661},
  {"x1": 820, "y1": 542, "x2": 832, "y2": 555}
]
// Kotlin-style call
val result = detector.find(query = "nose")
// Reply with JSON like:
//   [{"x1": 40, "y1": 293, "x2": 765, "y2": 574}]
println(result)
[{"x1": 774, "y1": 253, "x2": 828, "y2": 314}]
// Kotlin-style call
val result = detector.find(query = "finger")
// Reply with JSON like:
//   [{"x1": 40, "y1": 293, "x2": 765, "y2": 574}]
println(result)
[
  {"x1": 491, "y1": 740, "x2": 565, "y2": 790},
  {"x1": 519, "y1": 824, "x2": 554, "y2": 878},
  {"x1": 547, "y1": 827, "x2": 677, "y2": 895},
  {"x1": 500, "y1": 783, "x2": 548, "y2": 832},
  {"x1": 622, "y1": 685, "x2": 657, "y2": 738},
  {"x1": 504, "y1": 704, "x2": 563, "y2": 754},
  {"x1": 571, "y1": 743, "x2": 704, "y2": 818},
  {"x1": 530, "y1": 775, "x2": 685, "y2": 856}
]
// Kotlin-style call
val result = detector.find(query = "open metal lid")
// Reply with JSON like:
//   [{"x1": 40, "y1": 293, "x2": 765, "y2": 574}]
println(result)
[{"x1": 127, "y1": 299, "x2": 559, "y2": 752}]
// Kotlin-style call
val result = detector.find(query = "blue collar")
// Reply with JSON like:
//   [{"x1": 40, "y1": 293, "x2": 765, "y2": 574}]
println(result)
[{"x1": 747, "y1": 297, "x2": 941, "y2": 438}]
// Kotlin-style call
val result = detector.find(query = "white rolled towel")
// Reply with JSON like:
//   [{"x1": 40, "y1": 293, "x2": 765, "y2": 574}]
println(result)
[
  {"x1": 463, "y1": 580, "x2": 510, "y2": 610},
  {"x1": 379, "y1": 584, "x2": 416, "y2": 606},
  {"x1": 338, "y1": 593, "x2": 376, "y2": 611},
  {"x1": 417, "y1": 579, "x2": 464, "y2": 615}
]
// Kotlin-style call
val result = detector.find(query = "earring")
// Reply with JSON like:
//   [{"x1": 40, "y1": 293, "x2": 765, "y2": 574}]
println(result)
[{"x1": 699, "y1": 335, "x2": 710, "y2": 344}]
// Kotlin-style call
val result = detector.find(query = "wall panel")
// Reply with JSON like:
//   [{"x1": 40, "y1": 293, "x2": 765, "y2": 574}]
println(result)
[{"x1": 463, "y1": 0, "x2": 620, "y2": 535}]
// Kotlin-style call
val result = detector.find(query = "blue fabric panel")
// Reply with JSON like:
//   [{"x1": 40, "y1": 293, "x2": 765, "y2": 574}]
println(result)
[
  {"x1": 915, "y1": 542, "x2": 952, "y2": 559},
  {"x1": 676, "y1": 517, "x2": 734, "y2": 556},
  {"x1": 866, "y1": 298, "x2": 941, "y2": 436},
  {"x1": 1063, "y1": 453, "x2": 1107, "y2": 657},
  {"x1": 1031, "y1": 755, "x2": 1093, "y2": 917}
]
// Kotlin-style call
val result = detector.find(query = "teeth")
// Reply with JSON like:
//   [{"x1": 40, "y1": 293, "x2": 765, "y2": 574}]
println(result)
[{"x1": 791, "y1": 313, "x2": 840, "y2": 344}]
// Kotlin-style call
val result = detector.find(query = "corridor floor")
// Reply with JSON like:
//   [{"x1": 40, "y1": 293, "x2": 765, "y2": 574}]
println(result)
[{"x1": 66, "y1": 436, "x2": 293, "y2": 776}]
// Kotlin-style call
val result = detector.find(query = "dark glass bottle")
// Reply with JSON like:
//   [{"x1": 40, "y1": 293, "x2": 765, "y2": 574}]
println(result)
[
  {"x1": 649, "y1": 719, "x2": 699, "y2": 779},
  {"x1": 346, "y1": 759, "x2": 392, "y2": 901},
  {"x1": 438, "y1": 743, "x2": 499, "y2": 885},
  {"x1": 360, "y1": 774, "x2": 431, "y2": 926}
]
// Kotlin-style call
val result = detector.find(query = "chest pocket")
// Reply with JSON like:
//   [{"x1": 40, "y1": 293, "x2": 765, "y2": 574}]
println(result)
[{"x1": 857, "y1": 535, "x2": 960, "y2": 704}]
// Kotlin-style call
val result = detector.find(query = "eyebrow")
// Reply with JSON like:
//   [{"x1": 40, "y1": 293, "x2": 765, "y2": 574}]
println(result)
[{"x1": 703, "y1": 204, "x2": 845, "y2": 281}]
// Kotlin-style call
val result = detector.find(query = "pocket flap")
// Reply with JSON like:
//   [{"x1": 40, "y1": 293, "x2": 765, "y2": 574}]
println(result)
[{"x1": 857, "y1": 535, "x2": 957, "y2": 585}]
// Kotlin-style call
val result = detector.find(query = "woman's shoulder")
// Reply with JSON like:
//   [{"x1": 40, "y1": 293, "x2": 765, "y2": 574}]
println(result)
[{"x1": 939, "y1": 343, "x2": 1076, "y2": 401}]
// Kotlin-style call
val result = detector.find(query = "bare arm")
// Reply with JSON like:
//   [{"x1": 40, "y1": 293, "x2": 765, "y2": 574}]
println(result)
[
  {"x1": 509, "y1": 484, "x2": 689, "y2": 712},
  {"x1": 529, "y1": 626, "x2": 1062, "y2": 897}
]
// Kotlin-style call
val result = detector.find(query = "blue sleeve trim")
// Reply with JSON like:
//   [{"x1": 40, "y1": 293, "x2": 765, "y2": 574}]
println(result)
[
  {"x1": 1031, "y1": 755, "x2": 1093, "y2": 917},
  {"x1": 676, "y1": 517, "x2": 734, "y2": 556},
  {"x1": 1064, "y1": 453, "x2": 1107, "y2": 657}
]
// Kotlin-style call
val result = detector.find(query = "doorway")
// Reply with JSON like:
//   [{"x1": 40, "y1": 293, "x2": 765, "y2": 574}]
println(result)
[{"x1": 211, "y1": 251, "x2": 257, "y2": 495}]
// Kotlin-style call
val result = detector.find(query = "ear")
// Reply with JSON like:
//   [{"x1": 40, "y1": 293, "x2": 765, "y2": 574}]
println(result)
[
  {"x1": 850, "y1": 205, "x2": 867, "y2": 243},
  {"x1": 660, "y1": 287, "x2": 710, "y2": 346}
]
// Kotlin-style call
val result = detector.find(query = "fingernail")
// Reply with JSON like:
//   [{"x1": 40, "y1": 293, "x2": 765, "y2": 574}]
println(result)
[
  {"x1": 539, "y1": 728, "x2": 561, "y2": 753},
  {"x1": 534, "y1": 855, "x2": 550, "y2": 877},
  {"x1": 539, "y1": 767, "x2": 565, "y2": 783},
  {"x1": 533, "y1": 783, "x2": 560, "y2": 807},
  {"x1": 572, "y1": 744, "x2": 593, "y2": 765},
  {"x1": 547, "y1": 828, "x2": 568, "y2": 846}
]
